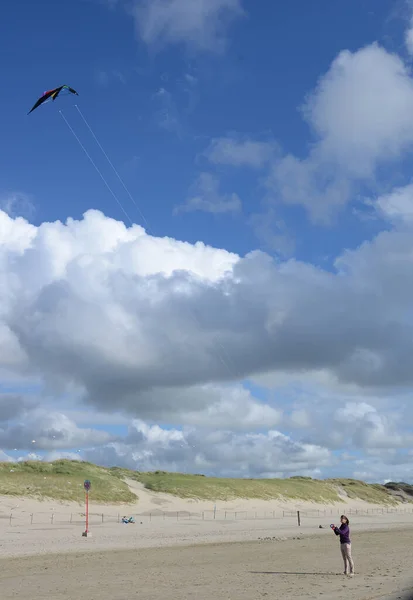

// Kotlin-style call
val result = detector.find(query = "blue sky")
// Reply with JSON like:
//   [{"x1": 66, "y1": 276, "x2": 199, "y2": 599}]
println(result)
[
  {"x1": 2, "y1": 0, "x2": 413, "y2": 481},
  {"x1": 1, "y1": 0, "x2": 402, "y2": 260}
]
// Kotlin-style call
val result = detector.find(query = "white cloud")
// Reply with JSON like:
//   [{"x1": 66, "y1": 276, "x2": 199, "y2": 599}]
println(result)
[
  {"x1": 300, "y1": 401, "x2": 413, "y2": 452},
  {"x1": 249, "y1": 209, "x2": 295, "y2": 256},
  {"x1": 83, "y1": 421, "x2": 332, "y2": 477},
  {"x1": 205, "y1": 136, "x2": 276, "y2": 168},
  {"x1": 174, "y1": 172, "x2": 242, "y2": 214},
  {"x1": 173, "y1": 384, "x2": 282, "y2": 429},
  {"x1": 0, "y1": 394, "x2": 35, "y2": 422},
  {"x1": 0, "y1": 409, "x2": 113, "y2": 451},
  {"x1": 4, "y1": 205, "x2": 413, "y2": 405},
  {"x1": 374, "y1": 183, "x2": 413, "y2": 223},
  {"x1": 2, "y1": 182, "x2": 413, "y2": 476},
  {"x1": 130, "y1": 0, "x2": 244, "y2": 52},
  {"x1": 267, "y1": 43, "x2": 413, "y2": 222}
]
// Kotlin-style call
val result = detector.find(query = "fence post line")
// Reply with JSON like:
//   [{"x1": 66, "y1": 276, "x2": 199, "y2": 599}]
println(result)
[
  {"x1": 9, "y1": 513, "x2": 12, "y2": 526},
  {"x1": 297, "y1": 510, "x2": 301, "y2": 527},
  {"x1": 30, "y1": 513, "x2": 33, "y2": 525}
]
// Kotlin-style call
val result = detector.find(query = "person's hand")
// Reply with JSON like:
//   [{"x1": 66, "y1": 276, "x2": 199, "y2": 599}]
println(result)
[{"x1": 330, "y1": 524, "x2": 335, "y2": 529}]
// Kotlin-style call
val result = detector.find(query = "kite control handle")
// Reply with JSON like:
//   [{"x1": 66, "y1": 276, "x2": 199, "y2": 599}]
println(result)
[{"x1": 330, "y1": 524, "x2": 335, "y2": 529}]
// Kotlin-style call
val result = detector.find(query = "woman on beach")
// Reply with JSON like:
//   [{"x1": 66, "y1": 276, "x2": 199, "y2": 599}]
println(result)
[{"x1": 331, "y1": 515, "x2": 354, "y2": 577}]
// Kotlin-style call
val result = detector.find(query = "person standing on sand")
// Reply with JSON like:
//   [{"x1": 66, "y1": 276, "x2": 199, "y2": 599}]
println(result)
[{"x1": 330, "y1": 515, "x2": 354, "y2": 577}]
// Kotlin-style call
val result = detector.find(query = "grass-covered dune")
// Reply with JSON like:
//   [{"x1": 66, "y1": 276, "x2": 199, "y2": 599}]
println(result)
[{"x1": 0, "y1": 460, "x2": 411, "y2": 506}]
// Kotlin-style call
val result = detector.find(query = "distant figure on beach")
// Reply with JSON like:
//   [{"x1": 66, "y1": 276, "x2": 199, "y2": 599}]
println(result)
[{"x1": 330, "y1": 515, "x2": 354, "y2": 577}]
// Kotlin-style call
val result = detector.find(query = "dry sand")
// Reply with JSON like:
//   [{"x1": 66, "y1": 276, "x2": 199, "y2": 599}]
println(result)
[
  {"x1": 2, "y1": 527, "x2": 413, "y2": 600},
  {"x1": 2, "y1": 482, "x2": 413, "y2": 598}
]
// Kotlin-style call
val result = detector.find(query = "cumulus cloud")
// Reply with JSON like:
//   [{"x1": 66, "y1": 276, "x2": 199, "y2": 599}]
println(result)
[
  {"x1": 0, "y1": 409, "x2": 113, "y2": 451},
  {"x1": 266, "y1": 44, "x2": 413, "y2": 222},
  {"x1": 0, "y1": 395, "x2": 35, "y2": 422},
  {"x1": 3, "y1": 205, "x2": 413, "y2": 409},
  {"x1": 129, "y1": 0, "x2": 244, "y2": 52},
  {"x1": 249, "y1": 209, "x2": 295, "y2": 256},
  {"x1": 374, "y1": 183, "x2": 413, "y2": 224},
  {"x1": 174, "y1": 172, "x2": 242, "y2": 214},
  {"x1": 293, "y1": 400, "x2": 413, "y2": 452},
  {"x1": 82, "y1": 420, "x2": 331, "y2": 477},
  {"x1": 5, "y1": 10, "x2": 413, "y2": 482}
]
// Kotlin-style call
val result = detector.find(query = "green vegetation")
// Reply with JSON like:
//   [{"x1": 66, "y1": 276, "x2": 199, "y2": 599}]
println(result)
[
  {"x1": 0, "y1": 460, "x2": 407, "y2": 505},
  {"x1": 129, "y1": 471, "x2": 341, "y2": 502},
  {"x1": 384, "y1": 481, "x2": 413, "y2": 501},
  {"x1": 0, "y1": 460, "x2": 137, "y2": 503},
  {"x1": 327, "y1": 478, "x2": 397, "y2": 505}
]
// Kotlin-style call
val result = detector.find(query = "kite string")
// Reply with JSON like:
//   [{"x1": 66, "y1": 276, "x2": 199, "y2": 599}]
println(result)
[
  {"x1": 63, "y1": 106, "x2": 239, "y2": 382},
  {"x1": 74, "y1": 104, "x2": 151, "y2": 233},
  {"x1": 58, "y1": 109, "x2": 133, "y2": 226}
]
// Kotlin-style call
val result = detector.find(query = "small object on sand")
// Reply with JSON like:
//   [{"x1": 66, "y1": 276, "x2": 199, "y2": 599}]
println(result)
[
  {"x1": 319, "y1": 525, "x2": 324, "y2": 529},
  {"x1": 121, "y1": 516, "x2": 135, "y2": 524}
]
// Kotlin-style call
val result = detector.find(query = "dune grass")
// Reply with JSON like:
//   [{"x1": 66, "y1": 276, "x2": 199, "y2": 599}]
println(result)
[
  {"x1": 0, "y1": 460, "x2": 403, "y2": 505},
  {"x1": 127, "y1": 471, "x2": 341, "y2": 502},
  {"x1": 116, "y1": 470, "x2": 398, "y2": 505},
  {"x1": 326, "y1": 478, "x2": 397, "y2": 506},
  {"x1": 0, "y1": 460, "x2": 137, "y2": 503}
]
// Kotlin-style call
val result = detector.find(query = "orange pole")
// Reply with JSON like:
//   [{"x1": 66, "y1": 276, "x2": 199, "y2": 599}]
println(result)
[{"x1": 85, "y1": 491, "x2": 89, "y2": 533}]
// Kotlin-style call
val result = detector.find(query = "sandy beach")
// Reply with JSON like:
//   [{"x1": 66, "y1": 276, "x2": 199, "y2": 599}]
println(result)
[
  {"x1": 2, "y1": 527, "x2": 413, "y2": 600},
  {"x1": 2, "y1": 482, "x2": 413, "y2": 599}
]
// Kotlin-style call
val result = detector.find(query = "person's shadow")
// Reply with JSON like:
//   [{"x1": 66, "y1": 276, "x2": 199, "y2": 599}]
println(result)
[{"x1": 250, "y1": 571, "x2": 338, "y2": 576}]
